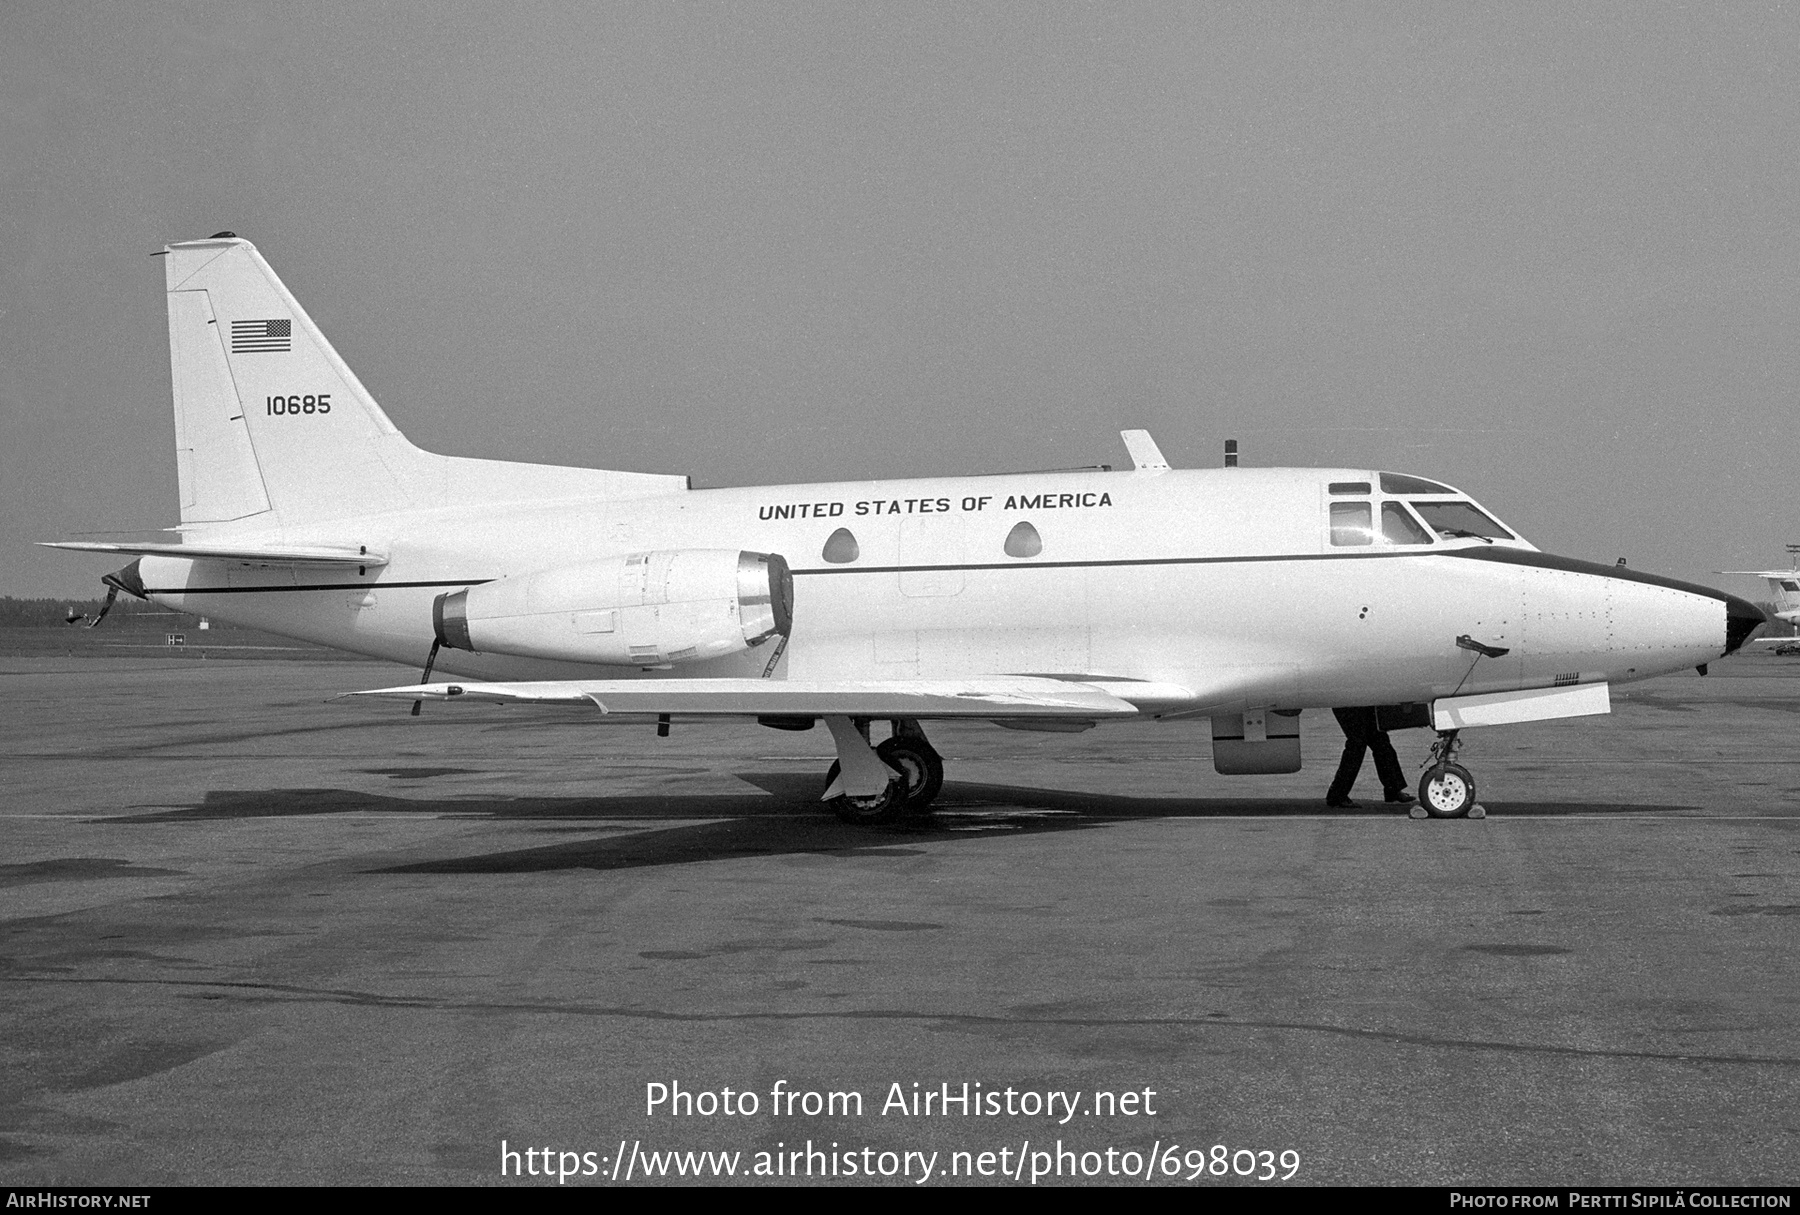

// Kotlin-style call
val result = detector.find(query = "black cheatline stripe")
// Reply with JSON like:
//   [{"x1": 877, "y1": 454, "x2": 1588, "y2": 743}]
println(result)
[
  {"x1": 1436, "y1": 546, "x2": 1749, "y2": 607},
  {"x1": 791, "y1": 550, "x2": 1423, "y2": 576},
  {"x1": 788, "y1": 548, "x2": 1749, "y2": 607},
  {"x1": 156, "y1": 555, "x2": 1399, "y2": 595},
  {"x1": 140, "y1": 579, "x2": 492, "y2": 595},
  {"x1": 141, "y1": 548, "x2": 1752, "y2": 609}
]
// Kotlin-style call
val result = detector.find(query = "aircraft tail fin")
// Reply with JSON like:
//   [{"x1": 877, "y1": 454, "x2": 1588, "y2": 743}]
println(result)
[
  {"x1": 163, "y1": 234, "x2": 430, "y2": 526},
  {"x1": 160, "y1": 234, "x2": 686, "y2": 530},
  {"x1": 1767, "y1": 575, "x2": 1800, "y2": 622}
]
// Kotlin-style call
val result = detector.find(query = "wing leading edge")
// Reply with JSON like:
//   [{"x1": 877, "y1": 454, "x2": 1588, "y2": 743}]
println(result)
[{"x1": 345, "y1": 676, "x2": 1158, "y2": 719}]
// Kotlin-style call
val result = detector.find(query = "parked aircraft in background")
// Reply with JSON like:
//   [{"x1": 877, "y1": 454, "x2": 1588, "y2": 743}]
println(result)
[
  {"x1": 45, "y1": 236, "x2": 1765, "y2": 821},
  {"x1": 1722, "y1": 549, "x2": 1800, "y2": 654}
]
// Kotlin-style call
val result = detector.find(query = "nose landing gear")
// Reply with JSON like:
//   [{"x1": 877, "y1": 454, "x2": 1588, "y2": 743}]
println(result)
[{"x1": 1416, "y1": 729, "x2": 1486, "y2": 819}]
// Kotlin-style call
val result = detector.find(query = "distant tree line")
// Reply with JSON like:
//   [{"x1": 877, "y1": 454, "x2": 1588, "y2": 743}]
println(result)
[{"x1": 0, "y1": 597, "x2": 195, "y2": 628}]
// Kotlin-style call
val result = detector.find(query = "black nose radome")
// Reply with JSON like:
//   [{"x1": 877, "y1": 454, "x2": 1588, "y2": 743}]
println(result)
[{"x1": 1725, "y1": 595, "x2": 1767, "y2": 656}]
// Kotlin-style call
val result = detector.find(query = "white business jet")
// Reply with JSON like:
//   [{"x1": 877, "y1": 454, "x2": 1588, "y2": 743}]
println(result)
[{"x1": 45, "y1": 236, "x2": 1765, "y2": 822}]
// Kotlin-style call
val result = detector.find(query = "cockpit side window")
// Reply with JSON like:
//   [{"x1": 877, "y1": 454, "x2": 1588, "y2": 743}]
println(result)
[
  {"x1": 1330, "y1": 501, "x2": 1374, "y2": 546},
  {"x1": 1381, "y1": 501, "x2": 1433, "y2": 545},
  {"x1": 1411, "y1": 500, "x2": 1513, "y2": 541}
]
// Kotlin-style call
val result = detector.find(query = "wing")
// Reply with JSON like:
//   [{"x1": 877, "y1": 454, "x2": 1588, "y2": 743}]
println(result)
[
  {"x1": 344, "y1": 675, "x2": 1166, "y2": 720},
  {"x1": 40, "y1": 541, "x2": 386, "y2": 568}
]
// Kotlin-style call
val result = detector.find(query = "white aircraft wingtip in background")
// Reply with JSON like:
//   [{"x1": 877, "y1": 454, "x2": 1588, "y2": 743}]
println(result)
[{"x1": 44, "y1": 235, "x2": 1768, "y2": 822}]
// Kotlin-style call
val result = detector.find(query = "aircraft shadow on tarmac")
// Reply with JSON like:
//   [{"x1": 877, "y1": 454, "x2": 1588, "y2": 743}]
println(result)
[{"x1": 115, "y1": 774, "x2": 1699, "y2": 875}]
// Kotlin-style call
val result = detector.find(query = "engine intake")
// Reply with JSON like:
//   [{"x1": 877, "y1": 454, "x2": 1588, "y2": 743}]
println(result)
[{"x1": 434, "y1": 550, "x2": 792, "y2": 666}]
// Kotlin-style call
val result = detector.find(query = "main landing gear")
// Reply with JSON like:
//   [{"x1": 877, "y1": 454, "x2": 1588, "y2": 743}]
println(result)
[
  {"x1": 821, "y1": 717, "x2": 945, "y2": 825},
  {"x1": 1416, "y1": 729, "x2": 1485, "y2": 820}
]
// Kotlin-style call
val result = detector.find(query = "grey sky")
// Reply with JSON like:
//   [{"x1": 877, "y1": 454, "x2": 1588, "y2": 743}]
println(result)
[{"x1": 3, "y1": 2, "x2": 1796, "y2": 599}]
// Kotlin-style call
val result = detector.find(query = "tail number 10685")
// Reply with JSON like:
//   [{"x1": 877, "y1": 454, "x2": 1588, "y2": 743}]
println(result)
[{"x1": 267, "y1": 394, "x2": 331, "y2": 416}]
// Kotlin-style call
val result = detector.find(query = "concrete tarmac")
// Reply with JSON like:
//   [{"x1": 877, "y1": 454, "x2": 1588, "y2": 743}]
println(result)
[{"x1": 2, "y1": 654, "x2": 1796, "y2": 1187}]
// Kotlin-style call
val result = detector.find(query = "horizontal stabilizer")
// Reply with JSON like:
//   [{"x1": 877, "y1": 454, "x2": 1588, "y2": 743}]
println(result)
[
  {"x1": 344, "y1": 676, "x2": 1145, "y2": 719},
  {"x1": 40, "y1": 540, "x2": 386, "y2": 568}
]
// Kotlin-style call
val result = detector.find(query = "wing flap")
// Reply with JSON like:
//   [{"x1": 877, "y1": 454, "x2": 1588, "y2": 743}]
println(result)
[
  {"x1": 41, "y1": 541, "x2": 387, "y2": 568},
  {"x1": 345, "y1": 676, "x2": 1144, "y2": 719}
]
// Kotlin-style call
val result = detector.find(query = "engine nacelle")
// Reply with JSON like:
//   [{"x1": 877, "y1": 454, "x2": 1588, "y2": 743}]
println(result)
[{"x1": 434, "y1": 550, "x2": 792, "y2": 666}]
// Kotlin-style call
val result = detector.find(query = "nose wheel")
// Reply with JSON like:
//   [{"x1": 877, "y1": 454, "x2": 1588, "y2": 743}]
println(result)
[
  {"x1": 1415, "y1": 730, "x2": 1485, "y2": 819},
  {"x1": 1419, "y1": 762, "x2": 1476, "y2": 818}
]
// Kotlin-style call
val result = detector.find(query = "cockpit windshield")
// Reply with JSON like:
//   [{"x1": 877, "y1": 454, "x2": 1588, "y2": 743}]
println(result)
[
  {"x1": 1381, "y1": 501, "x2": 1433, "y2": 545},
  {"x1": 1328, "y1": 473, "x2": 1524, "y2": 548},
  {"x1": 1378, "y1": 472, "x2": 1455, "y2": 495},
  {"x1": 1410, "y1": 500, "x2": 1513, "y2": 541}
]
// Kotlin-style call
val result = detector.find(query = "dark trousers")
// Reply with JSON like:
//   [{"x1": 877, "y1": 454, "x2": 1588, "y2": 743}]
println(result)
[{"x1": 1328, "y1": 706, "x2": 1407, "y2": 801}]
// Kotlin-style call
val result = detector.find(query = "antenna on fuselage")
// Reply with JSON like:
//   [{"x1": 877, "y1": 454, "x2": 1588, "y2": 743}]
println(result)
[{"x1": 1119, "y1": 430, "x2": 1169, "y2": 471}]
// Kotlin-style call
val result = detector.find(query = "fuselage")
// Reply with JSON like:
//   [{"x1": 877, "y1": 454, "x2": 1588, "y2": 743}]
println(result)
[{"x1": 132, "y1": 465, "x2": 1758, "y2": 719}]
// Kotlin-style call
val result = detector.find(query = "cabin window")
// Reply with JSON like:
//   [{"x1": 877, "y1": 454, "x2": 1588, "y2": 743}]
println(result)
[
  {"x1": 1381, "y1": 502, "x2": 1433, "y2": 545},
  {"x1": 821, "y1": 527, "x2": 860, "y2": 563},
  {"x1": 1379, "y1": 472, "x2": 1455, "y2": 495},
  {"x1": 1004, "y1": 521, "x2": 1043, "y2": 558},
  {"x1": 1329, "y1": 501, "x2": 1374, "y2": 546},
  {"x1": 1781, "y1": 580, "x2": 1799, "y2": 592},
  {"x1": 1411, "y1": 500, "x2": 1513, "y2": 540},
  {"x1": 1328, "y1": 481, "x2": 1371, "y2": 495}
]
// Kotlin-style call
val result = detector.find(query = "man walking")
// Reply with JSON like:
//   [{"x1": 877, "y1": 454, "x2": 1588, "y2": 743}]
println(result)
[{"x1": 1326, "y1": 706, "x2": 1416, "y2": 808}]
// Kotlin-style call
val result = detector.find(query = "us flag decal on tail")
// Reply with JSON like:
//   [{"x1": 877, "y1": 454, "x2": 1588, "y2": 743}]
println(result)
[{"x1": 231, "y1": 318, "x2": 291, "y2": 353}]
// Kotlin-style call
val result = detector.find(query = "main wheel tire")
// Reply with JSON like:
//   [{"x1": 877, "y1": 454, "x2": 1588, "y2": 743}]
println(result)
[
  {"x1": 1419, "y1": 763, "x2": 1476, "y2": 819},
  {"x1": 875, "y1": 738, "x2": 944, "y2": 812},
  {"x1": 822, "y1": 762, "x2": 906, "y2": 825}
]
